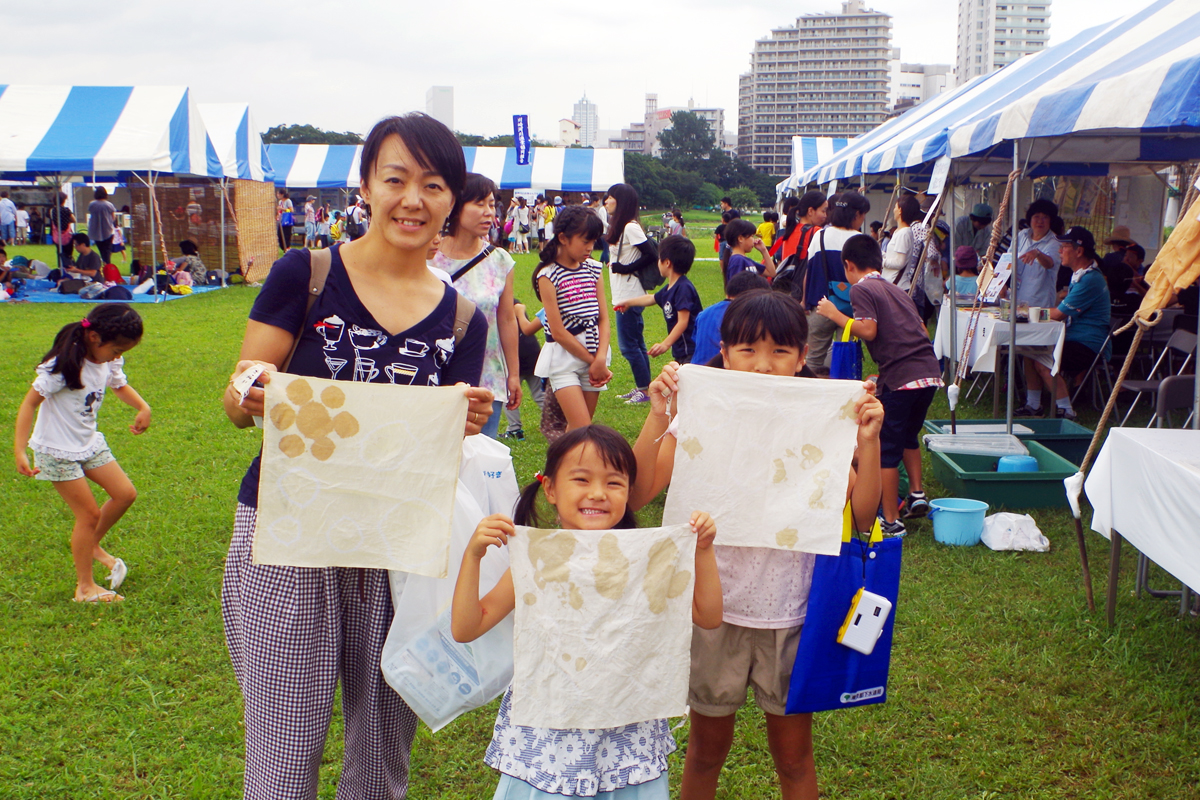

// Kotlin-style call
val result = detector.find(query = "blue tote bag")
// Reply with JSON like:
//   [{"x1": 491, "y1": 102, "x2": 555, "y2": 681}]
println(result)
[
  {"x1": 785, "y1": 507, "x2": 902, "y2": 714},
  {"x1": 828, "y1": 320, "x2": 862, "y2": 381}
]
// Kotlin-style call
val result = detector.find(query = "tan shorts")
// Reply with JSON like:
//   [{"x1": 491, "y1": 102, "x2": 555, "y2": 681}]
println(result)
[{"x1": 688, "y1": 621, "x2": 803, "y2": 717}]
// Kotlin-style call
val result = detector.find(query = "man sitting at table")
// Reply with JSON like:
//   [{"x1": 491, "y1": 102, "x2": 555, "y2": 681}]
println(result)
[
  {"x1": 1015, "y1": 226, "x2": 1111, "y2": 421},
  {"x1": 65, "y1": 233, "x2": 103, "y2": 283}
]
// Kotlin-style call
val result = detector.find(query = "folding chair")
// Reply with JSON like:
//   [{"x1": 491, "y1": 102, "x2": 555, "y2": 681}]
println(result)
[
  {"x1": 1118, "y1": 329, "x2": 1197, "y2": 426},
  {"x1": 1155, "y1": 375, "x2": 1196, "y2": 430},
  {"x1": 1069, "y1": 330, "x2": 1118, "y2": 412}
]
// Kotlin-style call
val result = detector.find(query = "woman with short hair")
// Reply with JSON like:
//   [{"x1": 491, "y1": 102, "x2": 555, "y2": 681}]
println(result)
[{"x1": 222, "y1": 113, "x2": 493, "y2": 799}]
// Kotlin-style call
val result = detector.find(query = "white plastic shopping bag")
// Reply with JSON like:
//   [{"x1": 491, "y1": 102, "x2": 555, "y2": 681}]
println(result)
[
  {"x1": 981, "y1": 513, "x2": 1051, "y2": 552},
  {"x1": 380, "y1": 435, "x2": 520, "y2": 732}
]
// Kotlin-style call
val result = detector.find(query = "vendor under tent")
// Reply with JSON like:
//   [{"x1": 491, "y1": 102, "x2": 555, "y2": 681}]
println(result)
[
  {"x1": 266, "y1": 144, "x2": 624, "y2": 193},
  {"x1": 791, "y1": 0, "x2": 1200, "y2": 613},
  {"x1": 0, "y1": 84, "x2": 226, "y2": 296}
]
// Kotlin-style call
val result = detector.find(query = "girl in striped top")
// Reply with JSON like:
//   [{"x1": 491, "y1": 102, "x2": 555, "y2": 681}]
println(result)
[{"x1": 532, "y1": 205, "x2": 612, "y2": 431}]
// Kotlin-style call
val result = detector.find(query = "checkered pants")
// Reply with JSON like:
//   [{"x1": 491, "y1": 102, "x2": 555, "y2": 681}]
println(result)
[{"x1": 222, "y1": 503, "x2": 418, "y2": 799}]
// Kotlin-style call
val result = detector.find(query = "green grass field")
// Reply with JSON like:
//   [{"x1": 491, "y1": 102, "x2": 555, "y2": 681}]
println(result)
[{"x1": 2, "y1": 234, "x2": 1198, "y2": 799}]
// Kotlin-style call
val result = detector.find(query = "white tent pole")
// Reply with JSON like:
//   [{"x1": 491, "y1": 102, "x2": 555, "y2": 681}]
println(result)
[
  {"x1": 1006, "y1": 146, "x2": 1020, "y2": 435},
  {"x1": 947, "y1": 163, "x2": 958, "y2": 383},
  {"x1": 220, "y1": 177, "x2": 227, "y2": 288}
]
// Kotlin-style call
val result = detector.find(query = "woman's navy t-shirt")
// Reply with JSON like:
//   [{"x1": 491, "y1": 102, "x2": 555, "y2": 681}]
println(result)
[{"x1": 237, "y1": 245, "x2": 488, "y2": 507}]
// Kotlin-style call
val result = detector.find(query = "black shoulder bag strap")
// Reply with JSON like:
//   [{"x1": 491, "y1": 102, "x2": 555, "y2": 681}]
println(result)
[
  {"x1": 450, "y1": 245, "x2": 495, "y2": 282},
  {"x1": 282, "y1": 247, "x2": 333, "y2": 372}
]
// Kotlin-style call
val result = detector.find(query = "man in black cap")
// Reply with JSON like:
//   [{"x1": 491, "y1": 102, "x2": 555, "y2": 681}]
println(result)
[
  {"x1": 1015, "y1": 226, "x2": 1110, "y2": 420},
  {"x1": 954, "y1": 202, "x2": 993, "y2": 261}
]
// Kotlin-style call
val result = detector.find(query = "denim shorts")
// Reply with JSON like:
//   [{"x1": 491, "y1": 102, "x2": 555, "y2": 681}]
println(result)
[{"x1": 34, "y1": 440, "x2": 116, "y2": 481}]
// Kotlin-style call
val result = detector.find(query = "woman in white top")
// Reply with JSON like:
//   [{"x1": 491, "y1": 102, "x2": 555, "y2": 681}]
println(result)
[
  {"x1": 604, "y1": 183, "x2": 657, "y2": 403},
  {"x1": 433, "y1": 173, "x2": 522, "y2": 437},
  {"x1": 803, "y1": 190, "x2": 870, "y2": 374},
  {"x1": 1013, "y1": 199, "x2": 1061, "y2": 309},
  {"x1": 881, "y1": 194, "x2": 921, "y2": 284}
]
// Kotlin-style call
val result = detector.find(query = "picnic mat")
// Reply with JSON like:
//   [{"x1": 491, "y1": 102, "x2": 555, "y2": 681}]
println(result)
[{"x1": 17, "y1": 285, "x2": 226, "y2": 304}]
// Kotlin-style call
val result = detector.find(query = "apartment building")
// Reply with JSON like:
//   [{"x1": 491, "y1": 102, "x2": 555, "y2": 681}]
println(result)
[{"x1": 738, "y1": 0, "x2": 892, "y2": 176}]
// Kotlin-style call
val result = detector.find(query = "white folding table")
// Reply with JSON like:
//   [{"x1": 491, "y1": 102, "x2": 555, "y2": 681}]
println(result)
[{"x1": 1084, "y1": 427, "x2": 1200, "y2": 624}]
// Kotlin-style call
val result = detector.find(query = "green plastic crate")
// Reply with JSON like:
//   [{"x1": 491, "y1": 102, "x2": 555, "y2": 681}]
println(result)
[
  {"x1": 924, "y1": 418, "x2": 1094, "y2": 466},
  {"x1": 928, "y1": 440, "x2": 1077, "y2": 509}
]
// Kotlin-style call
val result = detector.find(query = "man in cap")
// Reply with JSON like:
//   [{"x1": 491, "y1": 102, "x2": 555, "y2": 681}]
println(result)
[
  {"x1": 954, "y1": 203, "x2": 993, "y2": 260},
  {"x1": 1015, "y1": 226, "x2": 1110, "y2": 421}
]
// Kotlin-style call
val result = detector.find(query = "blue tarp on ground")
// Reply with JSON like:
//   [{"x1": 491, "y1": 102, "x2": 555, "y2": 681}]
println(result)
[{"x1": 16, "y1": 285, "x2": 226, "y2": 304}]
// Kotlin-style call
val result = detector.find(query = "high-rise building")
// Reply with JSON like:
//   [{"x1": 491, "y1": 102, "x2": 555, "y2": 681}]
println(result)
[
  {"x1": 956, "y1": 0, "x2": 1051, "y2": 85},
  {"x1": 573, "y1": 94, "x2": 599, "y2": 148},
  {"x1": 425, "y1": 86, "x2": 454, "y2": 130},
  {"x1": 738, "y1": 0, "x2": 893, "y2": 176}
]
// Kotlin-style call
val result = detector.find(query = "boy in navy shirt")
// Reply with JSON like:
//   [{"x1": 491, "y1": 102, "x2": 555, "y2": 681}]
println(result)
[{"x1": 618, "y1": 235, "x2": 703, "y2": 363}]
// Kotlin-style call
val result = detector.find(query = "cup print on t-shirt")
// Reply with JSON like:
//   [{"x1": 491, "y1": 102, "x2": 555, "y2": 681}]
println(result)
[{"x1": 309, "y1": 315, "x2": 456, "y2": 387}]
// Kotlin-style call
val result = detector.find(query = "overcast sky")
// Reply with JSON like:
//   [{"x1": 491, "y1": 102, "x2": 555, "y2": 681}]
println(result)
[{"x1": 10, "y1": 0, "x2": 1134, "y2": 141}]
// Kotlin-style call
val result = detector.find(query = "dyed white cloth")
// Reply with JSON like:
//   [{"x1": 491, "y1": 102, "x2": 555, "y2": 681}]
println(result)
[
  {"x1": 508, "y1": 523, "x2": 696, "y2": 730},
  {"x1": 253, "y1": 374, "x2": 468, "y2": 577},
  {"x1": 662, "y1": 364, "x2": 861, "y2": 556}
]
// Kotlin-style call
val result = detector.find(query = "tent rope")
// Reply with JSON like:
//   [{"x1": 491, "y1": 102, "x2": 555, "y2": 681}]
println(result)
[
  {"x1": 953, "y1": 169, "x2": 1022, "y2": 387},
  {"x1": 149, "y1": 184, "x2": 169, "y2": 266}
]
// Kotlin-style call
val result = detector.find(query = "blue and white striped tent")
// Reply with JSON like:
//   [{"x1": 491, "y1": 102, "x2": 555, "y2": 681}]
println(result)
[
  {"x1": 198, "y1": 103, "x2": 274, "y2": 182},
  {"x1": 0, "y1": 85, "x2": 224, "y2": 179},
  {"x1": 463, "y1": 146, "x2": 625, "y2": 192},
  {"x1": 268, "y1": 144, "x2": 624, "y2": 192},
  {"x1": 801, "y1": 0, "x2": 1200, "y2": 185},
  {"x1": 265, "y1": 144, "x2": 362, "y2": 189},
  {"x1": 777, "y1": 137, "x2": 851, "y2": 196}
]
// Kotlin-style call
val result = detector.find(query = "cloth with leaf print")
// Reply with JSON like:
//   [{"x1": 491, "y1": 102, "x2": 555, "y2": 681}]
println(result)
[
  {"x1": 508, "y1": 523, "x2": 695, "y2": 730},
  {"x1": 663, "y1": 364, "x2": 862, "y2": 556}
]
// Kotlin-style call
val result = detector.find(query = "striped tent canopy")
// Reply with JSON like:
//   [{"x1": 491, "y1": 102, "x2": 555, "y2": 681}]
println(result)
[
  {"x1": 198, "y1": 103, "x2": 274, "y2": 182},
  {"x1": 267, "y1": 144, "x2": 624, "y2": 192},
  {"x1": 0, "y1": 85, "x2": 223, "y2": 179},
  {"x1": 265, "y1": 144, "x2": 361, "y2": 189},
  {"x1": 802, "y1": 0, "x2": 1200, "y2": 185},
  {"x1": 463, "y1": 146, "x2": 625, "y2": 192},
  {"x1": 777, "y1": 137, "x2": 851, "y2": 195}
]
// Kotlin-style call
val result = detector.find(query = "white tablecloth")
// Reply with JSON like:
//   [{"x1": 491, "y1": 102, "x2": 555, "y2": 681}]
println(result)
[
  {"x1": 1086, "y1": 428, "x2": 1200, "y2": 594},
  {"x1": 933, "y1": 304, "x2": 1067, "y2": 375}
]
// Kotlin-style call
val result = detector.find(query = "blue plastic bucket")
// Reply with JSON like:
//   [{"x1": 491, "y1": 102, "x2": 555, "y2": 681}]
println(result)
[
  {"x1": 997, "y1": 454, "x2": 1039, "y2": 473},
  {"x1": 928, "y1": 498, "x2": 989, "y2": 546}
]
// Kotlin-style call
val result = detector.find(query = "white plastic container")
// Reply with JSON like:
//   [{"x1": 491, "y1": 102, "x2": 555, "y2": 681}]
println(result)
[{"x1": 922, "y1": 433, "x2": 1029, "y2": 457}]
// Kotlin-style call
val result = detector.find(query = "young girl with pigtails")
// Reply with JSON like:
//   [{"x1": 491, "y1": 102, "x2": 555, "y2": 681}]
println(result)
[
  {"x1": 13, "y1": 304, "x2": 150, "y2": 603},
  {"x1": 452, "y1": 425, "x2": 723, "y2": 799},
  {"x1": 531, "y1": 205, "x2": 613, "y2": 431}
]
